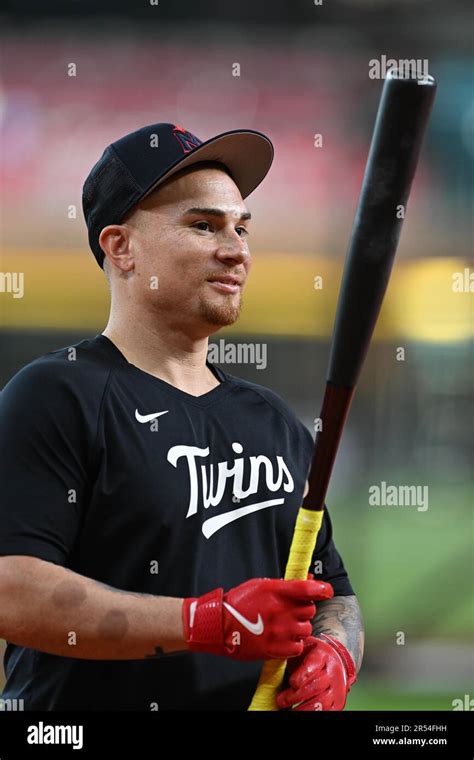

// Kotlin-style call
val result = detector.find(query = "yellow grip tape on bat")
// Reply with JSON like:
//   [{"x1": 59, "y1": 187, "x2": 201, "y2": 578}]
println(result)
[{"x1": 248, "y1": 507, "x2": 324, "y2": 711}]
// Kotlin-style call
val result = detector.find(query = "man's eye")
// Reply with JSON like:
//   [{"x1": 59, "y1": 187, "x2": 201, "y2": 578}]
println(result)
[
  {"x1": 236, "y1": 227, "x2": 249, "y2": 238},
  {"x1": 193, "y1": 221, "x2": 211, "y2": 232}
]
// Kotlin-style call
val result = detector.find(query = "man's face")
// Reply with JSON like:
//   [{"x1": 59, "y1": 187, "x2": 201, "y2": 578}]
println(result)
[{"x1": 119, "y1": 165, "x2": 252, "y2": 335}]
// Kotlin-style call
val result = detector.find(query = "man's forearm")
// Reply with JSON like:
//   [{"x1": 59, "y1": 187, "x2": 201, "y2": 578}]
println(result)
[
  {"x1": 0, "y1": 555, "x2": 186, "y2": 660},
  {"x1": 312, "y1": 594, "x2": 364, "y2": 672}
]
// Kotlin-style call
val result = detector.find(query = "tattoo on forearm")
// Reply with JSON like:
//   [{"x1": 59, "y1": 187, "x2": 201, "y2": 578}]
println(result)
[
  {"x1": 145, "y1": 646, "x2": 165, "y2": 659},
  {"x1": 312, "y1": 595, "x2": 364, "y2": 672}
]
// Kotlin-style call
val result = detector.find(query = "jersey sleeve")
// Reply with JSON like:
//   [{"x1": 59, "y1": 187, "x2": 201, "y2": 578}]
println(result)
[
  {"x1": 311, "y1": 506, "x2": 355, "y2": 596},
  {"x1": 0, "y1": 357, "x2": 105, "y2": 566}
]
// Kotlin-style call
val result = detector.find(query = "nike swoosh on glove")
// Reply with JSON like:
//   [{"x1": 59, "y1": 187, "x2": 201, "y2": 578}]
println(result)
[
  {"x1": 276, "y1": 633, "x2": 357, "y2": 710},
  {"x1": 183, "y1": 578, "x2": 334, "y2": 661}
]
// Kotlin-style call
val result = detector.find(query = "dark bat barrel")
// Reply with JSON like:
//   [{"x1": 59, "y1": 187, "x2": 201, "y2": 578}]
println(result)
[
  {"x1": 304, "y1": 70, "x2": 436, "y2": 512},
  {"x1": 327, "y1": 70, "x2": 436, "y2": 389}
]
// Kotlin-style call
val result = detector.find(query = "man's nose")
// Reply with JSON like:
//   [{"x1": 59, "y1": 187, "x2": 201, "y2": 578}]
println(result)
[{"x1": 215, "y1": 236, "x2": 250, "y2": 265}]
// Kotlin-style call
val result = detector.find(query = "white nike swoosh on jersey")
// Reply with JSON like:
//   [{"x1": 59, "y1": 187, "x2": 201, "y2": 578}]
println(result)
[
  {"x1": 202, "y1": 499, "x2": 284, "y2": 539},
  {"x1": 223, "y1": 603, "x2": 264, "y2": 636},
  {"x1": 135, "y1": 410, "x2": 169, "y2": 423}
]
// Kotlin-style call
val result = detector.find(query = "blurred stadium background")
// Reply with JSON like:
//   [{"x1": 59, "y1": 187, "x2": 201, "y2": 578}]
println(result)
[{"x1": 0, "y1": 0, "x2": 472, "y2": 710}]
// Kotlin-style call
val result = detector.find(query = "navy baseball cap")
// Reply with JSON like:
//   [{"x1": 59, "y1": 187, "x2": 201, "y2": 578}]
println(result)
[{"x1": 82, "y1": 122, "x2": 274, "y2": 269}]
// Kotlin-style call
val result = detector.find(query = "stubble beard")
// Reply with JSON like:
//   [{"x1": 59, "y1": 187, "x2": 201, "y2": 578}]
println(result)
[{"x1": 198, "y1": 291, "x2": 242, "y2": 326}]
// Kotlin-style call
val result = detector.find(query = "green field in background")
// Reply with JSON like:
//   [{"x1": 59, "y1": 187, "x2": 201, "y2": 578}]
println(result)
[
  {"x1": 328, "y1": 475, "x2": 473, "y2": 640},
  {"x1": 346, "y1": 685, "x2": 463, "y2": 711}
]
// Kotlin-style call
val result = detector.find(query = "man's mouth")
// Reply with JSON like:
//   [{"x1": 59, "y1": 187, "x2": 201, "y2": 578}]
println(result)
[{"x1": 207, "y1": 275, "x2": 242, "y2": 294}]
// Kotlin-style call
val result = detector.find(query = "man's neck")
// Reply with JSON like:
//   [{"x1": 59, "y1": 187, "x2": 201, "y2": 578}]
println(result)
[{"x1": 102, "y1": 326, "x2": 220, "y2": 397}]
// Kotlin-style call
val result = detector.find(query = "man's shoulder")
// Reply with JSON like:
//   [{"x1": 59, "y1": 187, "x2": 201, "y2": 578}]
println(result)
[{"x1": 1, "y1": 336, "x2": 113, "y2": 403}]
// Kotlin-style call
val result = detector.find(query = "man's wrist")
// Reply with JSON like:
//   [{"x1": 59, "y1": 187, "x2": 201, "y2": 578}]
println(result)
[
  {"x1": 315, "y1": 633, "x2": 357, "y2": 687},
  {"x1": 183, "y1": 588, "x2": 225, "y2": 653}
]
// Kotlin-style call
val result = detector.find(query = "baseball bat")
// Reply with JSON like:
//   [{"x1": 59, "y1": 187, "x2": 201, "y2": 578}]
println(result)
[{"x1": 249, "y1": 69, "x2": 436, "y2": 711}]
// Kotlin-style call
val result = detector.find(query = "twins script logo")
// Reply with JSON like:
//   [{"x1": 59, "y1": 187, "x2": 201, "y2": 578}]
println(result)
[{"x1": 167, "y1": 442, "x2": 295, "y2": 538}]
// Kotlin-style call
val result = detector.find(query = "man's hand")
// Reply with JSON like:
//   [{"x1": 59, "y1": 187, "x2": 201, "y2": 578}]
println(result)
[
  {"x1": 276, "y1": 633, "x2": 356, "y2": 711},
  {"x1": 183, "y1": 578, "x2": 334, "y2": 661}
]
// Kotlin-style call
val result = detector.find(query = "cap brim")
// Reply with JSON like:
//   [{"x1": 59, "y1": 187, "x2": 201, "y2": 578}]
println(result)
[{"x1": 142, "y1": 129, "x2": 274, "y2": 201}]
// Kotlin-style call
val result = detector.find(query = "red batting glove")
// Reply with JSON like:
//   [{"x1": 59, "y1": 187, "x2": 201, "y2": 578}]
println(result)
[
  {"x1": 182, "y1": 578, "x2": 334, "y2": 661},
  {"x1": 276, "y1": 633, "x2": 357, "y2": 711}
]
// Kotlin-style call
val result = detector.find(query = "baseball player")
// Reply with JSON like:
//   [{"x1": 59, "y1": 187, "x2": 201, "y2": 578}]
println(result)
[{"x1": 0, "y1": 123, "x2": 364, "y2": 711}]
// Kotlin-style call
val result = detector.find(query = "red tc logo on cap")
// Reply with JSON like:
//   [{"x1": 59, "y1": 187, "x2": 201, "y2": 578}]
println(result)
[{"x1": 173, "y1": 125, "x2": 202, "y2": 154}]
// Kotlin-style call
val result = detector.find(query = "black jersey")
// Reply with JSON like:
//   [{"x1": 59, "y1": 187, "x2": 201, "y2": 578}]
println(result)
[{"x1": 0, "y1": 334, "x2": 354, "y2": 710}]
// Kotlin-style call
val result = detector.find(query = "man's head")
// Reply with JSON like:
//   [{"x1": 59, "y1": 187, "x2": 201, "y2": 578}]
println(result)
[
  {"x1": 82, "y1": 122, "x2": 273, "y2": 337},
  {"x1": 100, "y1": 160, "x2": 251, "y2": 333}
]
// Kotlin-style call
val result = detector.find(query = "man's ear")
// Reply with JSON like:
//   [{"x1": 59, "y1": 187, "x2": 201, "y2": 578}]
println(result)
[{"x1": 99, "y1": 224, "x2": 135, "y2": 274}]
